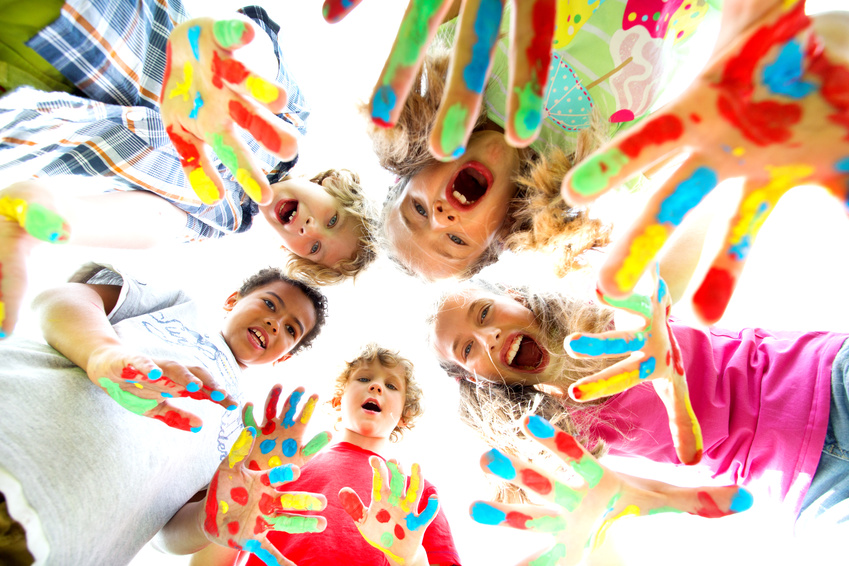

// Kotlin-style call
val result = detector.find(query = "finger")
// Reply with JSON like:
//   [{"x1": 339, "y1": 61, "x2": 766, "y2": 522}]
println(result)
[
  {"x1": 280, "y1": 387, "x2": 307, "y2": 429},
  {"x1": 565, "y1": 329, "x2": 648, "y2": 360},
  {"x1": 428, "y1": 0, "x2": 505, "y2": 160},
  {"x1": 385, "y1": 459, "x2": 407, "y2": 507},
  {"x1": 323, "y1": 0, "x2": 364, "y2": 23},
  {"x1": 209, "y1": 18, "x2": 255, "y2": 52},
  {"x1": 260, "y1": 385, "x2": 283, "y2": 435},
  {"x1": 144, "y1": 401, "x2": 203, "y2": 433},
  {"x1": 653, "y1": 371, "x2": 703, "y2": 465},
  {"x1": 0, "y1": 196, "x2": 71, "y2": 243},
  {"x1": 504, "y1": 0, "x2": 556, "y2": 147},
  {"x1": 562, "y1": 112, "x2": 689, "y2": 205},
  {"x1": 260, "y1": 512, "x2": 327, "y2": 535},
  {"x1": 241, "y1": 537, "x2": 298, "y2": 566},
  {"x1": 523, "y1": 416, "x2": 606, "y2": 490},
  {"x1": 408, "y1": 494, "x2": 439, "y2": 532},
  {"x1": 568, "y1": 354, "x2": 654, "y2": 402},
  {"x1": 666, "y1": 485, "x2": 754, "y2": 518},
  {"x1": 400, "y1": 462, "x2": 424, "y2": 513},
  {"x1": 226, "y1": 98, "x2": 300, "y2": 162},
  {"x1": 227, "y1": 426, "x2": 256, "y2": 469},
  {"x1": 204, "y1": 128, "x2": 274, "y2": 205},
  {"x1": 338, "y1": 487, "x2": 368, "y2": 524},
  {"x1": 165, "y1": 124, "x2": 226, "y2": 204},
  {"x1": 470, "y1": 500, "x2": 566, "y2": 535},
  {"x1": 171, "y1": 365, "x2": 237, "y2": 411},
  {"x1": 597, "y1": 158, "x2": 721, "y2": 298},
  {"x1": 369, "y1": 0, "x2": 456, "y2": 128},
  {"x1": 301, "y1": 431, "x2": 332, "y2": 462},
  {"x1": 242, "y1": 401, "x2": 257, "y2": 429}
]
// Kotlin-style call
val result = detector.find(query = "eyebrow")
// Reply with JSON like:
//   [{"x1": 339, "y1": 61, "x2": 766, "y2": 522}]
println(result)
[{"x1": 269, "y1": 291, "x2": 305, "y2": 336}]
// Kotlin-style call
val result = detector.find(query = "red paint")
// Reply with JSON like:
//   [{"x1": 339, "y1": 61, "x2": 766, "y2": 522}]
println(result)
[
  {"x1": 520, "y1": 468, "x2": 553, "y2": 495},
  {"x1": 121, "y1": 366, "x2": 142, "y2": 380},
  {"x1": 666, "y1": 314, "x2": 685, "y2": 375},
  {"x1": 717, "y1": 98, "x2": 801, "y2": 145},
  {"x1": 323, "y1": 0, "x2": 363, "y2": 23},
  {"x1": 570, "y1": 385, "x2": 585, "y2": 400},
  {"x1": 254, "y1": 515, "x2": 273, "y2": 535},
  {"x1": 692, "y1": 491, "x2": 733, "y2": 518},
  {"x1": 153, "y1": 410, "x2": 192, "y2": 431},
  {"x1": 620, "y1": 114, "x2": 684, "y2": 158},
  {"x1": 229, "y1": 100, "x2": 281, "y2": 153},
  {"x1": 555, "y1": 431, "x2": 584, "y2": 460},
  {"x1": 394, "y1": 523, "x2": 406, "y2": 540},
  {"x1": 339, "y1": 490, "x2": 365, "y2": 522},
  {"x1": 807, "y1": 36, "x2": 849, "y2": 140},
  {"x1": 262, "y1": 387, "x2": 281, "y2": 436},
  {"x1": 693, "y1": 267, "x2": 735, "y2": 324},
  {"x1": 227, "y1": 521, "x2": 240, "y2": 535},
  {"x1": 211, "y1": 51, "x2": 250, "y2": 89},
  {"x1": 527, "y1": 0, "x2": 556, "y2": 92},
  {"x1": 227, "y1": 539, "x2": 241, "y2": 549},
  {"x1": 690, "y1": 113, "x2": 701, "y2": 123},
  {"x1": 248, "y1": 460, "x2": 261, "y2": 471},
  {"x1": 166, "y1": 125, "x2": 201, "y2": 169},
  {"x1": 204, "y1": 473, "x2": 220, "y2": 537},
  {"x1": 260, "y1": 472, "x2": 271, "y2": 487},
  {"x1": 371, "y1": 116, "x2": 393, "y2": 129},
  {"x1": 376, "y1": 509, "x2": 391, "y2": 523},
  {"x1": 259, "y1": 492, "x2": 282, "y2": 515},
  {"x1": 505, "y1": 511, "x2": 533, "y2": 530},
  {"x1": 230, "y1": 487, "x2": 249, "y2": 506}
]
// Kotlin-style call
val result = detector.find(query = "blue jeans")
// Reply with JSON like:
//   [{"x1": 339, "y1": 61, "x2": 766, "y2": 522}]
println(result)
[{"x1": 797, "y1": 339, "x2": 849, "y2": 531}]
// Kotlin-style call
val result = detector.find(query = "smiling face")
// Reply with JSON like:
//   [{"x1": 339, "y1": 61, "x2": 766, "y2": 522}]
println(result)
[
  {"x1": 384, "y1": 130, "x2": 521, "y2": 279},
  {"x1": 220, "y1": 281, "x2": 317, "y2": 368},
  {"x1": 338, "y1": 361, "x2": 407, "y2": 449},
  {"x1": 432, "y1": 289, "x2": 551, "y2": 385},
  {"x1": 259, "y1": 177, "x2": 361, "y2": 268}
]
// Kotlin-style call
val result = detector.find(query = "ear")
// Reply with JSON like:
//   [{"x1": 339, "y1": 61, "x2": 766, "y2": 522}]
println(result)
[
  {"x1": 274, "y1": 353, "x2": 293, "y2": 365},
  {"x1": 331, "y1": 396, "x2": 341, "y2": 409},
  {"x1": 223, "y1": 291, "x2": 241, "y2": 312},
  {"x1": 464, "y1": 374, "x2": 477, "y2": 384},
  {"x1": 279, "y1": 243, "x2": 289, "y2": 252}
]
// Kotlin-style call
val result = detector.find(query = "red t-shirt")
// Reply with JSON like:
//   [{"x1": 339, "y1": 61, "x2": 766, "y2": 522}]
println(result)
[{"x1": 246, "y1": 442, "x2": 461, "y2": 565}]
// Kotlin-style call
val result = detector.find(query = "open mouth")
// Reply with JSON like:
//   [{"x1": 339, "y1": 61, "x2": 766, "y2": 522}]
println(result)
[
  {"x1": 248, "y1": 328, "x2": 267, "y2": 349},
  {"x1": 275, "y1": 199, "x2": 299, "y2": 225},
  {"x1": 503, "y1": 334, "x2": 547, "y2": 372},
  {"x1": 446, "y1": 162, "x2": 492, "y2": 210},
  {"x1": 362, "y1": 399, "x2": 381, "y2": 413}
]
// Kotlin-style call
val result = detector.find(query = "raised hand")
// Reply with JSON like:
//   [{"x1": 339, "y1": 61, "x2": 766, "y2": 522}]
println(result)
[
  {"x1": 242, "y1": 385, "x2": 332, "y2": 471},
  {"x1": 564, "y1": 265, "x2": 702, "y2": 465},
  {"x1": 86, "y1": 346, "x2": 237, "y2": 432},
  {"x1": 203, "y1": 427, "x2": 327, "y2": 566},
  {"x1": 471, "y1": 415, "x2": 753, "y2": 566},
  {"x1": 339, "y1": 456, "x2": 439, "y2": 565},
  {"x1": 561, "y1": 0, "x2": 849, "y2": 324},
  {"x1": 161, "y1": 17, "x2": 299, "y2": 206}
]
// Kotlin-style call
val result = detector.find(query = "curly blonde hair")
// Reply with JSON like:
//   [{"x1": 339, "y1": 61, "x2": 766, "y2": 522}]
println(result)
[
  {"x1": 285, "y1": 169, "x2": 378, "y2": 286},
  {"x1": 332, "y1": 343, "x2": 424, "y2": 442}
]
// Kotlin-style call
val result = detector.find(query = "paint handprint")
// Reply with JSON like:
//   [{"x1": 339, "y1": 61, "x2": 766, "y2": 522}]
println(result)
[
  {"x1": 564, "y1": 265, "x2": 702, "y2": 465},
  {"x1": 471, "y1": 415, "x2": 753, "y2": 566},
  {"x1": 161, "y1": 17, "x2": 300, "y2": 206},
  {"x1": 339, "y1": 456, "x2": 439, "y2": 565},
  {"x1": 203, "y1": 427, "x2": 327, "y2": 566},
  {"x1": 86, "y1": 347, "x2": 237, "y2": 432},
  {"x1": 561, "y1": 1, "x2": 849, "y2": 324},
  {"x1": 242, "y1": 386, "x2": 332, "y2": 471}
]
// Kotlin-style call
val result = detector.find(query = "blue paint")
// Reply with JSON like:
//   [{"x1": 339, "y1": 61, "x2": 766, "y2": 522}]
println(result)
[
  {"x1": 483, "y1": 448, "x2": 516, "y2": 480},
  {"x1": 657, "y1": 167, "x2": 718, "y2": 226},
  {"x1": 570, "y1": 334, "x2": 645, "y2": 356},
  {"x1": 281, "y1": 438, "x2": 298, "y2": 457},
  {"x1": 186, "y1": 382, "x2": 200, "y2": 393},
  {"x1": 463, "y1": 0, "x2": 501, "y2": 94},
  {"x1": 372, "y1": 86, "x2": 396, "y2": 124},
  {"x1": 260, "y1": 439, "x2": 277, "y2": 454},
  {"x1": 268, "y1": 464, "x2": 296, "y2": 484},
  {"x1": 189, "y1": 92, "x2": 204, "y2": 119},
  {"x1": 187, "y1": 25, "x2": 202, "y2": 61},
  {"x1": 226, "y1": 404, "x2": 237, "y2": 411},
  {"x1": 283, "y1": 390, "x2": 302, "y2": 428},
  {"x1": 527, "y1": 415, "x2": 555, "y2": 439},
  {"x1": 0, "y1": 331, "x2": 6, "y2": 339},
  {"x1": 730, "y1": 488, "x2": 754, "y2": 512},
  {"x1": 835, "y1": 157, "x2": 849, "y2": 173},
  {"x1": 405, "y1": 496, "x2": 439, "y2": 531},
  {"x1": 211, "y1": 390, "x2": 225, "y2": 402},
  {"x1": 451, "y1": 146, "x2": 465, "y2": 159},
  {"x1": 148, "y1": 368, "x2": 162, "y2": 380},
  {"x1": 762, "y1": 40, "x2": 816, "y2": 99},
  {"x1": 638, "y1": 357, "x2": 656, "y2": 379},
  {"x1": 657, "y1": 270, "x2": 667, "y2": 303},
  {"x1": 243, "y1": 539, "x2": 281, "y2": 566},
  {"x1": 729, "y1": 234, "x2": 752, "y2": 261},
  {"x1": 470, "y1": 501, "x2": 506, "y2": 525},
  {"x1": 191, "y1": 426, "x2": 202, "y2": 433},
  {"x1": 161, "y1": 392, "x2": 173, "y2": 398}
]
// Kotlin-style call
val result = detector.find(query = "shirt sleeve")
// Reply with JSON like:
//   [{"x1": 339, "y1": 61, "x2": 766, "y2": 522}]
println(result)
[{"x1": 419, "y1": 484, "x2": 462, "y2": 566}]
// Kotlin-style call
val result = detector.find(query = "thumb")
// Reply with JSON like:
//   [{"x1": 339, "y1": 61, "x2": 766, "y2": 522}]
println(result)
[
  {"x1": 210, "y1": 18, "x2": 255, "y2": 51},
  {"x1": 338, "y1": 488, "x2": 367, "y2": 524}
]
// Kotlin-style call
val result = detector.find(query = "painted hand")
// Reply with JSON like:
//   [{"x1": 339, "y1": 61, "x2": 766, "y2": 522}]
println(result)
[
  {"x1": 85, "y1": 347, "x2": 237, "y2": 432},
  {"x1": 339, "y1": 456, "x2": 439, "y2": 565},
  {"x1": 471, "y1": 415, "x2": 753, "y2": 566},
  {"x1": 561, "y1": 1, "x2": 849, "y2": 324},
  {"x1": 203, "y1": 427, "x2": 327, "y2": 566},
  {"x1": 564, "y1": 265, "x2": 702, "y2": 465},
  {"x1": 242, "y1": 385, "x2": 332, "y2": 471},
  {"x1": 161, "y1": 17, "x2": 299, "y2": 206}
]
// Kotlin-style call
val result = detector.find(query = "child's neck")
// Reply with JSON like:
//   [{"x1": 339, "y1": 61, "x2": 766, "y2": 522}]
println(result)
[{"x1": 338, "y1": 428, "x2": 389, "y2": 455}]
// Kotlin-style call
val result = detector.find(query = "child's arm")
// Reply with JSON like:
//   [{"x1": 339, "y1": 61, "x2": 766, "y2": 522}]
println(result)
[
  {"x1": 472, "y1": 415, "x2": 753, "y2": 566},
  {"x1": 561, "y1": 2, "x2": 849, "y2": 325},
  {"x1": 160, "y1": 16, "x2": 300, "y2": 206},
  {"x1": 31, "y1": 281, "x2": 237, "y2": 431}
]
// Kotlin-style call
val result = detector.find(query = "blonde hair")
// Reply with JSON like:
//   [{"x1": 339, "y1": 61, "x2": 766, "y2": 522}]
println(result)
[
  {"x1": 332, "y1": 343, "x2": 424, "y2": 442},
  {"x1": 286, "y1": 169, "x2": 378, "y2": 285}
]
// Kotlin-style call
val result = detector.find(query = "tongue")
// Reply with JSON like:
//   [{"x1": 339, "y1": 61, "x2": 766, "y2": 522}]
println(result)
[
  {"x1": 279, "y1": 201, "x2": 297, "y2": 224},
  {"x1": 513, "y1": 337, "x2": 543, "y2": 369},
  {"x1": 454, "y1": 167, "x2": 487, "y2": 203}
]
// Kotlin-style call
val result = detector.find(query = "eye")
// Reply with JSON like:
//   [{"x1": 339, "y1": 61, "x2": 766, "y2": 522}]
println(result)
[
  {"x1": 263, "y1": 299, "x2": 276, "y2": 311},
  {"x1": 387, "y1": 382, "x2": 398, "y2": 391},
  {"x1": 285, "y1": 325, "x2": 296, "y2": 338},
  {"x1": 327, "y1": 213, "x2": 338, "y2": 228},
  {"x1": 480, "y1": 305, "x2": 489, "y2": 323},
  {"x1": 413, "y1": 201, "x2": 427, "y2": 217},
  {"x1": 310, "y1": 242, "x2": 320, "y2": 254},
  {"x1": 357, "y1": 376, "x2": 370, "y2": 383},
  {"x1": 463, "y1": 342, "x2": 472, "y2": 361},
  {"x1": 448, "y1": 234, "x2": 466, "y2": 246}
]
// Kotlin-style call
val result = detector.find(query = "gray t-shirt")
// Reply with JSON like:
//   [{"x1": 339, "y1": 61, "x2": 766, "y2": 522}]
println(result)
[{"x1": 0, "y1": 264, "x2": 244, "y2": 565}]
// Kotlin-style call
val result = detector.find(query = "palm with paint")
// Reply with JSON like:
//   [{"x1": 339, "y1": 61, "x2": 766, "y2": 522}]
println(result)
[
  {"x1": 561, "y1": 0, "x2": 849, "y2": 324},
  {"x1": 161, "y1": 17, "x2": 299, "y2": 206},
  {"x1": 339, "y1": 457, "x2": 440, "y2": 565},
  {"x1": 471, "y1": 415, "x2": 753, "y2": 566}
]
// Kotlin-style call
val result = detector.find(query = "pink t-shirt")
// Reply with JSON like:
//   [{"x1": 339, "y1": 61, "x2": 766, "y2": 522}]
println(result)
[{"x1": 589, "y1": 323, "x2": 847, "y2": 514}]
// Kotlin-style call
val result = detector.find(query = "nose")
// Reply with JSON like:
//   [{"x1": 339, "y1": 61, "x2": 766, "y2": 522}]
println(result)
[
  {"x1": 475, "y1": 326, "x2": 500, "y2": 351},
  {"x1": 265, "y1": 319, "x2": 278, "y2": 334},
  {"x1": 299, "y1": 216, "x2": 314, "y2": 235},
  {"x1": 432, "y1": 200, "x2": 457, "y2": 228},
  {"x1": 369, "y1": 382, "x2": 382, "y2": 394}
]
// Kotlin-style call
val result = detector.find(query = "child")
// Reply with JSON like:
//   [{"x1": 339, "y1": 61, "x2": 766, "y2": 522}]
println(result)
[
  {"x1": 188, "y1": 344, "x2": 462, "y2": 565},
  {"x1": 0, "y1": 262, "x2": 328, "y2": 564},
  {"x1": 428, "y1": 276, "x2": 849, "y2": 531}
]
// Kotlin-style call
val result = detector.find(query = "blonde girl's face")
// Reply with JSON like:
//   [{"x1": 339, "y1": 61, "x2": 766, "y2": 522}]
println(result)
[
  {"x1": 383, "y1": 130, "x2": 520, "y2": 279},
  {"x1": 432, "y1": 289, "x2": 552, "y2": 386}
]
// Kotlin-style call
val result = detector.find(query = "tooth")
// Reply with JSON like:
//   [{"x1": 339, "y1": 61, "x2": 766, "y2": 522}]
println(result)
[
  {"x1": 453, "y1": 190, "x2": 468, "y2": 204},
  {"x1": 506, "y1": 335, "x2": 523, "y2": 365}
]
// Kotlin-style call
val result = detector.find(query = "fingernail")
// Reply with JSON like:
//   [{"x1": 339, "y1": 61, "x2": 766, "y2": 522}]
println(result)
[
  {"x1": 730, "y1": 487, "x2": 754, "y2": 512},
  {"x1": 190, "y1": 426, "x2": 202, "y2": 433},
  {"x1": 470, "y1": 502, "x2": 505, "y2": 525},
  {"x1": 210, "y1": 390, "x2": 225, "y2": 402},
  {"x1": 186, "y1": 382, "x2": 200, "y2": 393},
  {"x1": 226, "y1": 403, "x2": 237, "y2": 411},
  {"x1": 483, "y1": 448, "x2": 516, "y2": 480},
  {"x1": 527, "y1": 415, "x2": 555, "y2": 439},
  {"x1": 148, "y1": 368, "x2": 162, "y2": 380}
]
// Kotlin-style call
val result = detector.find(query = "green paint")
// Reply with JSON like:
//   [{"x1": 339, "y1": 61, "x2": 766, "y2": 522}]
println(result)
[
  {"x1": 265, "y1": 514, "x2": 323, "y2": 534},
  {"x1": 24, "y1": 203, "x2": 70, "y2": 243},
  {"x1": 380, "y1": 532, "x2": 394, "y2": 548},
  {"x1": 208, "y1": 133, "x2": 239, "y2": 173},
  {"x1": 530, "y1": 542, "x2": 566, "y2": 566},
  {"x1": 387, "y1": 461, "x2": 405, "y2": 506},
  {"x1": 553, "y1": 481, "x2": 583, "y2": 512},
  {"x1": 213, "y1": 20, "x2": 248, "y2": 48},
  {"x1": 601, "y1": 292, "x2": 652, "y2": 319},
  {"x1": 302, "y1": 431, "x2": 331, "y2": 456},
  {"x1": 439, "y1": 103, "x2": 469, "y2": 158},
  {"x1": 570, "y1": 148, "x2": 629, "y2": 197},
  {"x1": 383, "y1": 0, "x2": 443, "y2": 85},
  {"x1": 512, "y1": 82, "x2": 543, "y2": 141},
  {"x1": 526, "y1": 514, "x2": 567, "y2": 533},
  {"x1": 98, "y1": 378, "x2": 157, "y2": 415},
  {"x1": 648, "y1": 506, "x2": 684, "y2": 515},
  {"x1": 242, "y1": 404, "x2": 258, "y2": 429},
  {"x1": 570, "y1": 457, "x2": 604, "y2": 488}
]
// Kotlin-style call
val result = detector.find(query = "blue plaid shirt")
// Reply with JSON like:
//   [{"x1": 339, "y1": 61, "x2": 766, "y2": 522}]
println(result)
[{"x1": 0, "y1": 0, "x2": 310, "y2": 239}]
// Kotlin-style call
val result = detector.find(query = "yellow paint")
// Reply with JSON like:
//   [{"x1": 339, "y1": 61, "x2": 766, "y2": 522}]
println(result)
[
  {"x1": 614, "y1": 224, "x2": 668, "y2": 292},
  {"x1": 134, "y1": 383, "x2": 144, "y2": 389},
  {"x1": 168, "y1": 62, "x2": 193, "y2": 102},
  {"x1": 732, "y1": 147, "x2": 745, "y2": 157},
  {"x1": 358, "y1": 528, "x2": 405, "y2": 564},
  {"x1": 684, "y1": 392, "x2": 703, "y2": 454},
  {"x1": 268, "y1": 456, "x2": 282, "y2": 468},
  {"x1": 245, "y1": 75, "x2": 280, "y2": 104},
  {"x1": 300, "y1": 397, "x2": 316, "y2": 424},
  {"x1": 235, "y1": 169, "x2": 263, "y2": 202},
  {"x1": 667, "y1": 0, "x2": 708, "y2": 44},
  {"x1": 575, "y1": 368, "x2": 639, "y2": 400},
  {"x1": 372, "y1": 466, "x2": 383, "y2": 503},
  {"x1": 0, "y1": 196, "x2": 27, "y2": 226},
  {"x1": 228, "y1": 428, "x2": 253, "y2": 468},
  {"x1": 219, "y1": 500, "x2": 229, "y2": 514},
  {"x1": 592, "y1": 504, "x2": 641, "y2": 551},
  {"x1": 554, "y1": 0, "x2": 599, "y2": 48},
  {"x1": 279, "y1": 493, "x2": 323, "y2": 511},
  {"x1": 401, "y1": 468, "x2": 420, "y2": 513},
  {"x1": 188, "y1": 167, "x2": 220, "y2": 204}
]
